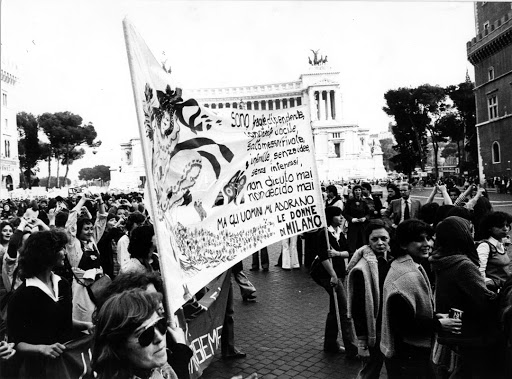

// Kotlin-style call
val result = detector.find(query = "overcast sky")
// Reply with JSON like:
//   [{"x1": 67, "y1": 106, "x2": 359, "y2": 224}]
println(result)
[{"x1": 1, "y1": 0, "x2": 477, "y2": 180}]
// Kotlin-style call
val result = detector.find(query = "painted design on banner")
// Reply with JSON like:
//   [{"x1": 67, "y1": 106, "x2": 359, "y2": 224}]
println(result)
[{"x1": 123, "y1": 19, "x2": 326, "y2": 308}]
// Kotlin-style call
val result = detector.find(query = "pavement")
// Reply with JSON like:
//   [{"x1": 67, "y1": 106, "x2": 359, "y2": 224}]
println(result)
[
  {"x1": 200, "y1": 187, "x2": 512, "y2": 378},
  {"x1": 200, "y1": 242, "x2": 385, "y2": 379}
]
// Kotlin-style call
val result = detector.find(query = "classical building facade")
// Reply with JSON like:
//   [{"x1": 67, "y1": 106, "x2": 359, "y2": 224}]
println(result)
[
  {"x1": 113, "y1": 60, "x2": 386, "y2": 189},
  {"x1": 109, "y1": 138, "x2": 146, "y2": 191},
  {"x1": 185, "y1": 62, "x2": 386, "y2": 182},
  {"x1": 467, "y1": 2, "x2": 512, "y2": 181},
  {"x1": 1, "y1": 53, "x2": 21, "y2": 193}
]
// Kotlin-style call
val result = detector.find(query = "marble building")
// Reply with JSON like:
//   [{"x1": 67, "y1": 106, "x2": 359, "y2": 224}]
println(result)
[{"x1": 112, "y1": 58, "x2": 386, "y2": 189}]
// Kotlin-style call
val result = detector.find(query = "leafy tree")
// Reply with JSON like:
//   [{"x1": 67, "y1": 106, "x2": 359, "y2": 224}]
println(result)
[
  {"x1": 383, "y1": 88, "x2": 428, "y2": 177},
  {"x1": 383, "y1": 85, "x2": 450, "y2": 179},
  {"x1": 445, "y1": 81, "x2": 477, "y2": 176},
  {"x1": 38, "y1": 111, "x2": 101, "y2": 187},
  {"x1": 441, "y1": 141, "x2": 459, "y2": 159},
  {"x1": 413, "y1": 84, "x2": 450, "y2": 178},
  {"x1": 379, "y1": 138, "x2": 397, "y2": 171},
  {"x1": 39, "y1": 176, "x2": 72, "y2": 188},
  {"x1": 78, "y1": 165, "x2": 111, "y2": 182},
  {"x1": 17, "y1": 112, "x2": 41, "y2": 189}
]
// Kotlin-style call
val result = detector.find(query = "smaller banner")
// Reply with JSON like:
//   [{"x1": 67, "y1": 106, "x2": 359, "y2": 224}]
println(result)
[{"x1": 187, "y1": 271, "x2": 231, "y2": 379}]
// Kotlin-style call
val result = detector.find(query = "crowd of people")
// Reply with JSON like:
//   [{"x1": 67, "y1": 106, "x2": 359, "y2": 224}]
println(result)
[
  {"x1": 307, "y1": 180, "x2": 512, "y2": 378},
  {"x1": 0, "y1": 179, "x2": 511, "y2": 378},
  {"x1": 0, "y1": 192, "x2": 258, "y2": 379}
]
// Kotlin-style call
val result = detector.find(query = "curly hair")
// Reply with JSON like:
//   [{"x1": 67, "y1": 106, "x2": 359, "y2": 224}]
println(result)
[
  {"x1": 92, "y1": 289, "x2": 163, "y2": 379},
  {"x1": 18, "y1": 229, "x2": 68, "y2": 278}
]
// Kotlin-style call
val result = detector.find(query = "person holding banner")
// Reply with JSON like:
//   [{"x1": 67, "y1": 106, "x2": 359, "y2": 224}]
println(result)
[{"x1": 316, "y1": 206, "x2": 358, "y2": 357}]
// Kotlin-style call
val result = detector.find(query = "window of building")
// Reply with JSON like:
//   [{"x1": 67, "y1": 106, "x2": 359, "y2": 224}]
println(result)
[
  {"x1": 334, "y1": 143, "x2": 340, "y2": 158},
  {"x1": 332, "y1": 132, "x2": 341, "y2": 139},
  {"x1": 488, "y1": 95, "x2": 498, "y2": 119},
  {"x1": 488, "y1": 67, "x2": 494, "y2": 81},
  {"x1": 484, "y1": 21, "x2": 490, "y2": 33},
  {"x1": 2, "y1": 92, "x2": 7, "y2": 106},
  {"x1": 4, "y1": 140, "x2": 10, "y2": 158},
  {"x1": 492, "y1": 141, "x2": 500, "y2": 163}
]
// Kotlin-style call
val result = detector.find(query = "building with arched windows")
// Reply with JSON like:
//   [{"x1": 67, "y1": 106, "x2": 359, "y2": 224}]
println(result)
[
  {"x1": 112, "y1": 61, "x2": 387, "y2": 189},
  {"x1": 467, "y1": 2, "x2": 512, "y2": 181},
  {"x1": 1, "y1": 52, "x2": 20, "y2": 193}
]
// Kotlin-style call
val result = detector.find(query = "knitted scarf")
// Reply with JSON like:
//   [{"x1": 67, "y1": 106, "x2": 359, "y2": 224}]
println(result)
[{"x1": 347, "y1": 245, "x2": 381, "y2": 347}]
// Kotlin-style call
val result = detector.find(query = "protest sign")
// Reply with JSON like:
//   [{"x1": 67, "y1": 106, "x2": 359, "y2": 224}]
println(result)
[
  {"x1": 187, "y1": 271, "x2": 231, "y2": 379},
  {"x1": 123, "y1": 19, "x2": 326, "y2": 314}
]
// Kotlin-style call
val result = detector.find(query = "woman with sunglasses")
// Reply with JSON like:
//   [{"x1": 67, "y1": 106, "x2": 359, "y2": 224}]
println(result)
[{"x1": 92, "y1": 289, "x2": 174, "y2": 379}]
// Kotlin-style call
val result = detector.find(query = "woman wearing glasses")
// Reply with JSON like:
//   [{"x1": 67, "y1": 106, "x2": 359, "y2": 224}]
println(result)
[{"x1": 92, "y1": 289, "x2": 174, "y2": 379}]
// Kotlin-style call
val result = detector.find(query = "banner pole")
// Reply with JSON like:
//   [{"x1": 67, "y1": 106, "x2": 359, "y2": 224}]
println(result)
[{"x1": 122, "y1": 18, "x2": 177, "y2": 322}]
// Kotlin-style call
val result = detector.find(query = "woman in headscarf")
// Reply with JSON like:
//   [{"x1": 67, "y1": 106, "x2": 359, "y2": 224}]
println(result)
[{"x1": 429, "y1": 216, "x2": 504, "y2": 378}]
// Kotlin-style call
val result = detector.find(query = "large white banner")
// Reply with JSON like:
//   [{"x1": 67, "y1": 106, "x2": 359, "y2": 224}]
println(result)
[{"x1": 124, "y1": 19, "x2": 326, "y2": 313}]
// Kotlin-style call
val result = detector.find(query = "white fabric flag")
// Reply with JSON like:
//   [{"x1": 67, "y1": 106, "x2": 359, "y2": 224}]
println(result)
[{"x1": 123, "y1": 18, "x2": 326, "y2": 313}]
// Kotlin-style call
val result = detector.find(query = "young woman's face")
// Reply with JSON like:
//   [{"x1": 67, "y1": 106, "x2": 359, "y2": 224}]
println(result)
[
  {"x1": 1, "y1": 225, "x2": 13, "y2": 243},
  {"x1": 403, "y1": 233, "x2": 433, "y2": 263},
  {"x1": 79, "y1": 222, "x2": 94, "y2": 241},
  {"x1": 330, "y1": 214, "x2": 343, "y2": 228},
  {"x1": 368, "y1": 228, "x2": 390, "y2": 255},
  {"x1": 353, "y1": 188, "x2": 362, "y2": 198},
  {"x1": 388, "y1": 188, "x2": 396, "y2": 198},
  {"x1": 54, "y1": 247, "x2": 66, "y2": 268},
  {"x1": 124, "y1": 312, "x2": 167, "y2": 371},
  {"x1": 490, "y1": 223, "x2": 510, "y2": 240}
]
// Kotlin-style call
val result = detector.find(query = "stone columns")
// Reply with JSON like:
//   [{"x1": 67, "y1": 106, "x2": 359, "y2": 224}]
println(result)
[
  {"x1": 334, "y1": 90, "x2": 342, "y2": 121},
  {"x1": 319, "y1": 91, "x2": 326, "y2": 121},
  {"x1": 326, "y1": 90, "x2": 332, "y2": 120}
]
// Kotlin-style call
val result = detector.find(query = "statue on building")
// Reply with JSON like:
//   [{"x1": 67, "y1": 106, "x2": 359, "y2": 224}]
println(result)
[
  {"x1": 309, "y1": 50, "x2": 328, "y2": 66},
  {"x1": 309, "y1": 49, "x2": 320, "y2": 65}
]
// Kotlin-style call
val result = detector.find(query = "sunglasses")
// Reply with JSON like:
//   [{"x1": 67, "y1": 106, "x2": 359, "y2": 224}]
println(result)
[{"x1": 138, "y1": 317, "x2": 168, "y2": 347}]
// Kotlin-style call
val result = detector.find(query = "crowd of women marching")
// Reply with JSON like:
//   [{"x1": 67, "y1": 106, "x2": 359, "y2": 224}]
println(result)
[
  {"x1": 0, "y1": 192, "x2": 258, "y2": 379},
  {"x1": 0, "y1": 179, "x2": 511, "y2": 378},
  {"x1": 311, "y1": 181, "x2": 512, "y2": 378}
]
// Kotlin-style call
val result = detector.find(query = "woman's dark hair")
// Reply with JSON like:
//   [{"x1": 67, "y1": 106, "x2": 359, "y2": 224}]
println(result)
[
  {"x1": 96, "y1": 271, "x2": 164, "y2": 312},
  {"x1": 0, "y1": 221, "x2": 13, "y2": 243},
  {"x1": 419, "y1": 203, "x2": 439, "y2": 225},
  {"x1": 18, "y1": 229, "x2": 68, "y2": 278},
  {"x1": 77, "y1": 217, "x2": 94, "y2": 239},
  {"x1": 361, "y1": 182, "x2": 372, "y2": 192},
  {"x1": 128, "y1": 225, "x2": 155, "y2": 260},
  {"x1": 92, "y1": 289, "x2": 163, "y2": 379},
  {"x1": 446, "y1": 206, "x2": 473, "y2": 223},
  {"x1": 326, "y1": 185, "x2": 338, "y2": 196},
  {"x1": 364, "y1": 219, "x2": 389, "y2": 241},
  {"x1": 473, "y1": 197, "x2": 494, "y2": 240},
  {"x1": 478, "y1": 211, "x2": 512, "y2": 240},
  {"x1": 126, "y1": 211, "x2": 146, "y2": 232},
  {"x1": 435, "y1": 216, "x2": 478, "y2": 266},
  {"x1": 352, "y1": 184, "x2": 363, "y2": 194},
  {"x1": 325, "y1": 206, "x2": 342, "y2": 225},
  {"x1": 55, "y1": 209, "x2": 70, "y2": 228},
  {"x1": 434, "y1": 205, "x2": 454, "y2": 229},
  {"x1": 395, "y1": 219, "x2": 433, "y2": 257},
  {"x1": 448, "y1": 187, "x2": 461, "y2": 197}
]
